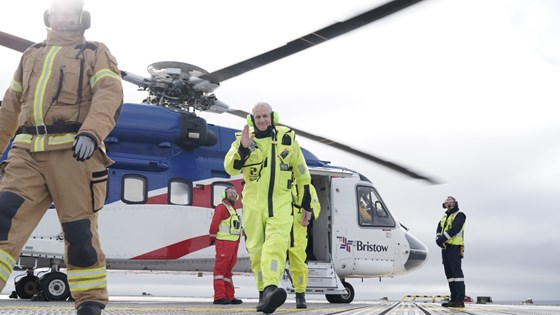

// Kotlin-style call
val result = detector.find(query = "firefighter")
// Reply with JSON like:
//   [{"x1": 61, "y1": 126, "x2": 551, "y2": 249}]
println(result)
[
  {"x1": 288, "y1": 181, "x2": 321, "y2": 309},
  {"x1": 209, "y1": 186, "x2": 243, "y2": 305},
  {"x1": 436, "y1": 196, "x2": 467, "y2": 308},
  {"x1": 0, "y1": 0, "x2": 123, "y2": 314},
  {"x1": 224, "y1": 102, "x2": 312, "y2": 314}
]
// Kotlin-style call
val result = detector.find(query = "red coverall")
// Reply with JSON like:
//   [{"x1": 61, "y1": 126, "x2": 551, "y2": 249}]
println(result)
[{"x1": 209, "y1": 199, "x2": 241, "y2": 301}]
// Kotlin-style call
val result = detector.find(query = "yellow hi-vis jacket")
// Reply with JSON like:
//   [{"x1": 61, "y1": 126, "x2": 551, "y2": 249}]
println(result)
[
  {"x1": 224, "y1": 125, "x2": 311, "y2": 217},
  {"x1": 217, "y1": 202, "x2": 242, "y2": 241},
  {"x1": 439, "y1": 211, "x2": 465, "y2": 246},
  {"x1": 0, "y1": 29, "x2": 123, "y2": 157},
  {"x1": 292, "y1": 184, "x2": 321, "y2": 220}
]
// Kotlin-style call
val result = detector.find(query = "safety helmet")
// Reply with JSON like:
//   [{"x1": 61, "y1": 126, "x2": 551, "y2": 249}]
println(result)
[{"x1": 44, "y1": 0, "x2": 90, "y2": 30}]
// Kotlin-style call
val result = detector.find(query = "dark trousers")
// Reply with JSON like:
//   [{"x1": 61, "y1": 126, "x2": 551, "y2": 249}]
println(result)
[{"x1": 442, "y1": 245, "x2": 465, "y2": 302}]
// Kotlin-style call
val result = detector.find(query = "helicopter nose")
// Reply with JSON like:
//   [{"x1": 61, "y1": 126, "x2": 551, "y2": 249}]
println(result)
[{"x1": 404, "y1": 230, "x2": 428, "y2": 272}]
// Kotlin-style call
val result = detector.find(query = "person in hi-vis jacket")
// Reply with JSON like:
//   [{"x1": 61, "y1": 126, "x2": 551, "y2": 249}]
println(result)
[
  {"x1": 209, "y1": 186, "x2": 243, "y2": 305},
  {"x1": 224, "y1": 102, "x2": 312, "y2": 314},
  {"x1": 288, "y1": 181, "x2": 321, "y2": 309}
]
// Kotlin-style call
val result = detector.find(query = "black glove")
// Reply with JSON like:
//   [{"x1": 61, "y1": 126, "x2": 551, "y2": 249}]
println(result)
[
  {"x1": 72, "y1": 133, "x2": 98, "y2": 161},
  {"x1": 436, "y1": 235, "x2": 447, "y2": 248},
  {"x1": 209, "y1": 239, "x2": 216, "y2": 246}
]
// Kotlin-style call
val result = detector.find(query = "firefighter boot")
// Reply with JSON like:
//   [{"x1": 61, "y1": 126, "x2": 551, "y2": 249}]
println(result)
[
  {"x1": 260, "y1": 285, "x2": 287, "y2": 314},
  {"x1": 77, "y1": 302, "x2": 104, "y2": 315},
  {"x1": 296, "y1": 292, "x2": 307, "y2": 309}
]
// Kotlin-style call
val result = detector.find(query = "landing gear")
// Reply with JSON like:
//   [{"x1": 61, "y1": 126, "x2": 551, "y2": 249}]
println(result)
[
  {"x1": 325, "y1": 281, "x2": 355, "y2": 303},
  {"x1": 12, "y1": 260, "x2": 71, "y2": 301},
  {"x1": 39, "y1": 271, "x2": 71, "y2": 301},
  {"x1": 15, "y1": 274, "x2": 40, "y2": 299}
]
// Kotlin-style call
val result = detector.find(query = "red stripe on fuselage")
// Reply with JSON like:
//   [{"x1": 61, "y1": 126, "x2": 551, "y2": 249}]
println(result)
[
  {"x1": 131, "y1": 235, "x2": 210, "y2": 260},
  {"x1": 134, "y1": 178, "x2": 243, "y2": 259}
]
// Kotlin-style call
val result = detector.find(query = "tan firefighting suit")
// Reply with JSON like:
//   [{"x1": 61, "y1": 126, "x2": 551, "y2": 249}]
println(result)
[
  {"x1": 289, "y1": 183, "x2": 320, "y2": 293},
  {"x1": 224, "y1": 125, "x2": 311, "y2": 291},
  {"x1": 0, "y1": 29, "x2": 122, "y2": 308}
]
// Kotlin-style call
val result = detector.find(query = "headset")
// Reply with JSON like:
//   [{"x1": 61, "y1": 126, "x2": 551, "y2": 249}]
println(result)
[
  {"x1": 442, "y1": 196, "x2": 458, "y2": 209},
  {"x1": 246, "y1": 111, "x2": 279, "y2": 127},
  {"x1": 222, "y1": 187, "x2": 239, "y2": 201},
  {"x1": 44, "y1": 9, "x2": 91, "y2": 30}
]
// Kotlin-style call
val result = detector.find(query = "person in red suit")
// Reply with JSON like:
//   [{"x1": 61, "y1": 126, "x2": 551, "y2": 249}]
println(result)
[{"x1": 209, "y1": 186, "x2": 243, "y2": 305}]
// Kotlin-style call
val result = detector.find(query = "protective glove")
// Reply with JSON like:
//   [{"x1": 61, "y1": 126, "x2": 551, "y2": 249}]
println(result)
[
  {"x1": 209, "y1": 239, "x2": 216, "y2": 246},
  {"x1": 436, "y1": 235, "x2": 447, "y2": 248},
  {"x1": 72, "y1": 134, "x2": 97, "y2": 162}
]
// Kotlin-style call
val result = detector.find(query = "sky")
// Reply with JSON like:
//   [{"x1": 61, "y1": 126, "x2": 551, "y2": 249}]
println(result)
[{"x1": 1, "y1": 0, "x2": 559, "y2": 302}]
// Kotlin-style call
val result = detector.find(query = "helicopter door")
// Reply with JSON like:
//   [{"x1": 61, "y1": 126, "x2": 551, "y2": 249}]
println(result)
[{"x1": 329, "y1": 176, "x2": 356, "y2": 276}]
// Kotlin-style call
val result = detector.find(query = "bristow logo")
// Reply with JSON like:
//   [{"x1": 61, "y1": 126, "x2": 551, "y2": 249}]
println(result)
[
  {"x1": 337, "y1": 236, "x2": 389, "y2": 253},
  {"x1": 337, "y1": 236, "x2": 354, "y2": 252}
]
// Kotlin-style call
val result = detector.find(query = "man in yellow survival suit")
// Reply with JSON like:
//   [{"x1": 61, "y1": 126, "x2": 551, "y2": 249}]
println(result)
[
  {"x1": 0, "y1": 0, "x2": 122, "y2": 314},
  {"x1": 289, "y1": 181, "x2": 320, "y2": 309},
  {"x1": 224, "y1": 102, "x2": 312, "y2": 314}
]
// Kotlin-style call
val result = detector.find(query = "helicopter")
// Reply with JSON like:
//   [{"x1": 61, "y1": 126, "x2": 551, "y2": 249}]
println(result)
[{"x1": 0, "y1": 0, "x2": 433, "y2": 304}]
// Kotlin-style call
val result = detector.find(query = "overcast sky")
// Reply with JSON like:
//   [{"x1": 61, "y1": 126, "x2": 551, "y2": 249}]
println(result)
[{"x1": 1, "y1": 0, "x2": 559, "y2": 302}]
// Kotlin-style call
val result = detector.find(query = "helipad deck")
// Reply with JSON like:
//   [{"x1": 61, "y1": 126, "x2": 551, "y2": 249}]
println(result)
[{"x1": 1, "y1": 298, "x2": 559, "y2": 315}]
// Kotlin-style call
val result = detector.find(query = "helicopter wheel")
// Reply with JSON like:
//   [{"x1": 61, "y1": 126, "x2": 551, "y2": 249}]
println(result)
[
  {"x1": 39, "y1": 272, "x2": 71, "y2": 301},
  {"x1": 15, "y1": 275, "x2": 40, "y2": 299},
  {"x1": 325, "y1": 281, "x2": 355, "y2": 303}
]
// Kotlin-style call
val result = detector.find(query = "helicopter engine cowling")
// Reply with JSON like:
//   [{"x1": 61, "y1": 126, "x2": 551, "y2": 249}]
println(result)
[{"x1": 107, "y1": 103, "x2": 217, "y2": 149}]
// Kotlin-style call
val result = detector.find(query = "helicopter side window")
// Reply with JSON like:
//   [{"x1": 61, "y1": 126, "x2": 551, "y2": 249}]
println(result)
[
  {"x1": 168, "y1": 178, "x2": 193, "y2": 206},
  {"x1": 356, "y1": 185, "x2": 395, "y2": 228},
  {"x1": 122, "y1": 174, "x2": 147, "y2": 204}
]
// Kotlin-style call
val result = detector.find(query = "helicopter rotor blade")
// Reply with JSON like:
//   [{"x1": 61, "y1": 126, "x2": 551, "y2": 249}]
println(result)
[
  {"x1": 201, "y1": 0, "x2": 424, "y2": 83},
  {"x1": 227, "y1": 108, "x2": 438, "y2": 184},
  {"x1": 0, "y1": 31, "x2": 35, "y2": 52}
]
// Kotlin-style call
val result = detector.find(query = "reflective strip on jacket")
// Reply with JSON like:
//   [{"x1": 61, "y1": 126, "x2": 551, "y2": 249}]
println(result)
[{"x1": 0, "y1": 29, "x2": 123, "y2": 156}]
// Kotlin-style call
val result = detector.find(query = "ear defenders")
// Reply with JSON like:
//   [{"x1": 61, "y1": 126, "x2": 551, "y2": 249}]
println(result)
[
  {"x1": 246, "y1": 111, "x2": 279, "y2": 127},
  {"x1": 442, "y1": 196, "x2": 458, "y2": 208},
  {"x1": 222, "y1": 188, "x2": 239, "y2": 201},
  {"x1": 44, "y1": 9, "x2": 91, "y2": 30}
]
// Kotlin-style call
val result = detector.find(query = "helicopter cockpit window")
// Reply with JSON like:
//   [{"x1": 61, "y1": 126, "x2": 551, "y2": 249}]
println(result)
[
  {"x1": 356, "y1": 186, "x2": 395, "y2": 227},
  {"x1": 212, "y1": 181, "x2": 235, "y2": 208},
  {"x1": 168, "y1": 178, "x2": 193, "y2": 206},
  {"x1": 122, "y1": 174, "x2": 147, "y2": 204}
]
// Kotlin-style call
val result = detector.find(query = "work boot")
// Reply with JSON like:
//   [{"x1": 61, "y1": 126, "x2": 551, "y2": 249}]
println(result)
[
  {"x1": 295, "y1": 292, "x2": 307, "y2": 309},
  {"x1": 441, "y1": 301, "x2": 451, "y2": 307},
  {"x1": 77, "y1": 302, "x2": 104, "y2": 315},
  {"x1": 230, "y1": 298, "x2": 243, "y2": 304},
  {"x1": 213, "y1": 298, "x2": 230, "y2": 305},
  {"x1": 256, "y1": 291, "x2": 264, "y2": 312},
  {"x1": 260, "y1": 285, "x2": 287, "y2": 314},
  {"x1": 448, "y1": 300, "x2": 465, "y2": 308}
]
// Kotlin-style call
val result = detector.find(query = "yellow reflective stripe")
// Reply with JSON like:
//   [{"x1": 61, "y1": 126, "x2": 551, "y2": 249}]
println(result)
[
  {"x1": 14, "y1": 134, "x2": 33, "y2": 144},
  {"x1": 48, "y1": 133, "x2": 76, "y2": 145},
  {"x1": 67, "y1": 266, "x2": 106, "y2": 278},
  {"x1": 67, "y1": 266, "x2": 107, "y2": 292},
  {"x1": 0, "y1": 249, "x2": 16, "y2": 283},
  {"x1": 69, "y1": 277, "x2": 107, "y2": 292},
  {"x1": 89, "y1": 68, "x2": 121, "y2": 89},
  {"x1": 10, "y1": 79, "x2": 23, "y2": 93},
  {"x1": 32, "y1": 135, "x2": 46, "y2": 152},
  {"x1": 33, "y1": 46, "x2": 61, "y2": 125}
]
